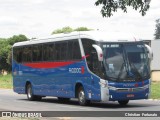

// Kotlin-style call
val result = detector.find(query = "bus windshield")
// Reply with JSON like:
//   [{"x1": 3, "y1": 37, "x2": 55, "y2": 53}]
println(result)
[{"x1": 102, "y1": 43, "x2": 150, "y2": 82}]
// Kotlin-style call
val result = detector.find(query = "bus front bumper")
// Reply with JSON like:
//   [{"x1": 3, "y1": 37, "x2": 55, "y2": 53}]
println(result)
[{"x1": 100, "y1": 84, "x2": 150, "y2": 102}]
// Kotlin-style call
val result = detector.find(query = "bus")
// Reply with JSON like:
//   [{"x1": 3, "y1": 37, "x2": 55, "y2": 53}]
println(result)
[{"x1": 12, "y1": 31, "x2": 153, "y2": 106}]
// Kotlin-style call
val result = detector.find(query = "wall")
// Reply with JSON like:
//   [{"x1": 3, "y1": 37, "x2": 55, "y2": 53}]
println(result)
[
  {"x1": 151, "y1": 40, "x2": 160, "y2": 82},
  {"x1": 151, "y1": 71, "x2": 160, "y2": 82}
]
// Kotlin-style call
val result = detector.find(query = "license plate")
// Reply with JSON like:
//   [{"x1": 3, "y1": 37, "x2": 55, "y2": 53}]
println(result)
[{"x1": 127, "y1": 94, "x2": 134, "y2": 97}]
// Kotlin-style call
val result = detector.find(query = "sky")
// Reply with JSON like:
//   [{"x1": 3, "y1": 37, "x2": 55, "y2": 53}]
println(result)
[{"x1": 0, "y1": 0, "x2": 160, "y2": 40}]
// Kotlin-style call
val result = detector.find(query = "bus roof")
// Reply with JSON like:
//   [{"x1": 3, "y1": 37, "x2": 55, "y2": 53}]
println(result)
[{"x1": 13, "y1": 31, "x2": 140, "y2": 47}]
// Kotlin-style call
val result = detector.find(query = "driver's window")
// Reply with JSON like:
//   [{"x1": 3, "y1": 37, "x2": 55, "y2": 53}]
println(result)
[
  {"x1": 81, "y1": 38, "x2": 95, "y2": 71},
  {"x1": 81, "y1": 38, "x2": 104, "y2": 78},
  {"x1": 90, "y1": 49, "x2": 99, "y2": 72}
]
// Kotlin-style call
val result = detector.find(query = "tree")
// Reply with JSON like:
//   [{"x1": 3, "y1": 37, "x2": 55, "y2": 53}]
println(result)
[
  {"x1": 74, "y1": 27, "x2": 92, "y2": 31},
  {"x1": 154, "y1": 19, "x2": 160, "y2": 39},
  {"x1": 0, "y1": 40, "x2": 11, "y2": 71},
  {"x1": 8, "y1": 34, "x2": 28, "y2": 45},
  {"x1": 52, "y1": 26, "x2": 73, "y2": 34},
  {"x1": 52, "y1": 26, "x2": 92, "y2": 34},
  {"x1": 0, "y1": 34, "x2": 28, "y2": 72},
  {"x1": 95, "y1": 0, "x2": 151, "y2": 17}
]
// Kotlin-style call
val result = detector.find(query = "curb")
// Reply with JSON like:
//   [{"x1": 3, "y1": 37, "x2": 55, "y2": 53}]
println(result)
[{"x1": 148, "y1": 99, "x2": 160, "y2": 101}]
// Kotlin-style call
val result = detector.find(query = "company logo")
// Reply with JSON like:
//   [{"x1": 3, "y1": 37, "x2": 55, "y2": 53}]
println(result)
[{"x1": 69, "y1": 66, "x2": 85, "y2": 74}]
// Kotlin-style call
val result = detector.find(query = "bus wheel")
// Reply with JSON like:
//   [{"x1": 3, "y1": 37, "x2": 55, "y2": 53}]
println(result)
[
  {"x1": 118, "y1": 100, "x2": 129, "y2": 106},
  {"x1": 27, "y1": 84, "x2": 41, "y2": 101},
  {"x1": 78, "y1": 87, "x2": 90, "y2": 106},
  {"x1": 58, "y1": 97, "x2": 70, "y2": 102}
]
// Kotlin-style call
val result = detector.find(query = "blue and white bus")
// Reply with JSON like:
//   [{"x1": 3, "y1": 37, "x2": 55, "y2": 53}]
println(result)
[{"x1": 12, "y1": 31, "x2": 153, "y2": 106}]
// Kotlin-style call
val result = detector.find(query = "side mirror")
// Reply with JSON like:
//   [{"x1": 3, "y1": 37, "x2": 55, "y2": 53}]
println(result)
[
  {"x1": 145, "y1": 44, "x2": 153, "y2": 61},
  {"x1": 92, "y1": 44, "x2": 103, "y2": 61}
]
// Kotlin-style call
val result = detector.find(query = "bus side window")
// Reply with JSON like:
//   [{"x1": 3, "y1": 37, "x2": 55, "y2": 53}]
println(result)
[
  {"x1": 22, "y1": 46, "x2": 32, "y2": 63},
  {"x1": 60, "y1": 42, "x2": 67, "y2": 61},
  {"x1": 55, "y1": 42, "x2": 61, "y2": 61},
  {"x1": 72, "y1": 40, "x2": 81, "y2": 60},
  {"x1": 32, "y1": 45, "x2": 42, "y2": 62},
  {"x1": 67, "y1": 41, "x2": 73, "y2": 60},
  {"x1": 43, "y1": 43, "x2": 55, "y2": 61},
  {"x1": 43, "y1": 44, "x2": 49, "y2": 61},
  {"x1": 18, "y1": 48, "x2": 22, "y2": 63},
  {"x1": 13, "y1": 47, "x2": 22, "y2": 63},
  {"x1": 67, "y1": 40, "x2": 81, "y2": 61}
]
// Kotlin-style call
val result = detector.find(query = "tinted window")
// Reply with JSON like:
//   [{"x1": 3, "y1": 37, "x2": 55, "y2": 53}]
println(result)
[
  {"x1": 72, "y1": 40, "x2": 81, "y2": 60},
  {"x1": 32, "y1": 45, "x2": 42, "y2": 62},
  {"x1": 67, "y1": 41, "x2": 73, "y2": 60},
  {"x1": 54, "y1": 42, "x2": 68, "y2": 61},
  {"x1": 43, "y1": 43, "x2": 55, "y2": 61},
  {"x1": 22, "y1": 46, "x2": 32, "y2": 62},
  {"x1": 61, "y1": 42, "x2": 67, "y2": 61},
  {"x1": 66, "y1": 40, "x2": 81, "y2": 60},
  {"x1": 13, "y1": 47, "x2": 22, "y2": 63},
  {"x1": 81, "y1": 39, "x2": 95, "y2": 57},
  {"x1": 81, "y1": 39, "x2": 95, "y2": 70},
  {"x1": 55, "y1": 42, "x2": 61, "y2": 61},
  {"x1": 13, "y1": 39, "x2": 81, "y2": 63}
]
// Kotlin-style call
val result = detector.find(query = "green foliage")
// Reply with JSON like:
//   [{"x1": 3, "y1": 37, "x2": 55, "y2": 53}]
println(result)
[
  {"x1": 52, "y1": 26, "x2": 73, "y2": 34},
  {"x1": 0, "y1": 74, "x2": 12, "y2": 89},
  {"x1": 0, "y1": 40, "x2": 11, "y2": 71},
  {"x1": 52, "y1": 26, "x2": 92, "y2": 34},
  {"x1": 8, "y1": 34, "x2": 28, "y2": 45},
  {"x1": 154, "y1": 19, "x2": 160, "y2": 39},
  {"x1": 95, "y1": 0, "x2": 151, "y2": 17},
  {"x1": 74, "y1": 27, "x2": 92, "y2": 31},
  {"x1": 0, "y1": 35, "x2": 28, "y2": 72},
  {"x1": 151, "y1": 82, "x2": 160, "y2": 99},
  {"x1": 0, "y1": 38, "x2": 7, "y2": 41}
]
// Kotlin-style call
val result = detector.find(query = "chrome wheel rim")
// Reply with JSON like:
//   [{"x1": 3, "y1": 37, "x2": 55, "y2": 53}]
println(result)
[
  {"x1": 27, "y1": 86, "x2": 32, "y2": 98},
  {"x1": 79, "y1": 90, "x2": 85, "y2": 103}
]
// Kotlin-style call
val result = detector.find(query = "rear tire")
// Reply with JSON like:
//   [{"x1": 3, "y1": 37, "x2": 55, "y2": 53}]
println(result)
[
  {"x1": 118, "y1": 100, "x2": 129, "y2": 106},
  {"x1": 78, "y1": 87, "x2": 90, "y2": 106},
  {"x1": 26, "y1": 84, "x2": 42, "y2": 101}
]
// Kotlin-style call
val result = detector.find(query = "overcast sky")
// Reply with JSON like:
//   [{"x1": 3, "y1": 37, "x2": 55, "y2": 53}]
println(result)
[{"x1": 0, "y1": 0, "x2": 160, "y2": 40}]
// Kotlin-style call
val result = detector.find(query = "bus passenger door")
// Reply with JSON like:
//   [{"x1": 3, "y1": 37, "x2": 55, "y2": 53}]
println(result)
[{"x1": 87, "y1": 49, "x2": 103, "y2": 100}]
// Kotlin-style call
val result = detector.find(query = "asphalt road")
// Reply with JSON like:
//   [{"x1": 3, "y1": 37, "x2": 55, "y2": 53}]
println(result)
[{"x1": 0, "y1": 89, "x2": 160, "y2": 120}]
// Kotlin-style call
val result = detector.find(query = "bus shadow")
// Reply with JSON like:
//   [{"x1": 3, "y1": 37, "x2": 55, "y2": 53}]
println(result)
[{"x1": 20, "y1": 97, "x2": 158, "y2": 109}]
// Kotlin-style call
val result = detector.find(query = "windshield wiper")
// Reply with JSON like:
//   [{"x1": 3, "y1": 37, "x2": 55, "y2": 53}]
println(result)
[
  {"x1": 129, "y1": 62, "x2": 142, "y2": 81},
  {"x1": 117, "y1": 63, "x2": 125, "y2": 81}
]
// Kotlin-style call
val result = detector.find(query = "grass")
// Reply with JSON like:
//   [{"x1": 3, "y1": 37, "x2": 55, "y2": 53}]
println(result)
[
  {"x1": 0, "y1": 74, "x2": 160, "y2": 99},
  {"x1": 151, "y1": 81, "x2": 160, "y2": 99},
  {"x1": 0, "y1": 74, "x2": 13, "y2": 89}
]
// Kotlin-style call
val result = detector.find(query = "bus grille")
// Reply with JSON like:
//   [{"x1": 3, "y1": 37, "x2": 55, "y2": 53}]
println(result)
[{"x1": 116, "y1": 86, "x2": 148, "y2": 92}]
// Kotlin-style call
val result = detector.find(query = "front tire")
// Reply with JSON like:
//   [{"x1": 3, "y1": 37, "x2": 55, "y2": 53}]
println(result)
[
  {"x1": 26, "y1": 84, "x2": 42, "y2": 101},
  {"x1": 118, "y1": 100, "x2": 129, "y2": 106},
  {"x1": 78, "y1": 87, "x2": 90, "y2": 106}
]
